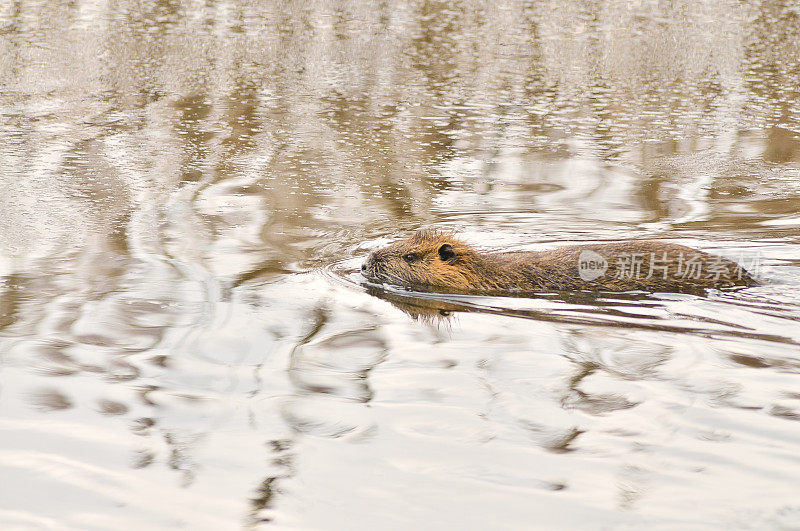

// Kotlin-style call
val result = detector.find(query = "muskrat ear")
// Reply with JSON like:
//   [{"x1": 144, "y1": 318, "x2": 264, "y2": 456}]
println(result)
[{"x1": 438, "y1": 244, "x2": 456, "y2": 263}]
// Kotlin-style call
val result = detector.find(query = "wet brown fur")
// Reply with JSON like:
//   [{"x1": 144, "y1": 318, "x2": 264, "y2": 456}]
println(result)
[{"x1": 361, "y1": 230, "x2": 757, "y2": 294}]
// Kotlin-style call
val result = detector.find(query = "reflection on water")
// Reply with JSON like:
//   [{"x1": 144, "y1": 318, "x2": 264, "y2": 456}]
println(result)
[{"x1": 2, "y1": 0, "x2": 800, "y2": 528}]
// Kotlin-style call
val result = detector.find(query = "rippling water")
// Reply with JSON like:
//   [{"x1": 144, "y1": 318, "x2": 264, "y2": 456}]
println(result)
[{"x1": 2, "y1": 1, "x2": 800, "y2": 529}]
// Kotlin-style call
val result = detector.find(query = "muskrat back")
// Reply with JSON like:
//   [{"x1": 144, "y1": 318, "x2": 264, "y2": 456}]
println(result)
[{"x1": 361, "y1": 230, "x2": 757, "y2": 294}]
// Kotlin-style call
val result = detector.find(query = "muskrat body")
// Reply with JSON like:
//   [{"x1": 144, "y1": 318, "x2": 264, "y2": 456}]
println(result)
[{"x1": 361, "y1": 230, "x2": 757, "y2": 294}]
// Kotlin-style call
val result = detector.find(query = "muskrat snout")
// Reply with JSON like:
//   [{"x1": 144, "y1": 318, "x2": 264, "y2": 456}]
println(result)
[{"x1": 361, "y1": 253, "x2": 377, "y2": 280}]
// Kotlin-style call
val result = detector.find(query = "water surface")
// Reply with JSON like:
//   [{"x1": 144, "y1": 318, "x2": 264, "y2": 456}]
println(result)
[{"x1": 2, "y1": 1, "x2": 800, "y2": 529}]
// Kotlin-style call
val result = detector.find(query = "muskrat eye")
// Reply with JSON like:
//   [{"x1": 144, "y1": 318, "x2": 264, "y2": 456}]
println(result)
[{"x1": 403, "y1": 253, "x2": 419, "y2": 263}]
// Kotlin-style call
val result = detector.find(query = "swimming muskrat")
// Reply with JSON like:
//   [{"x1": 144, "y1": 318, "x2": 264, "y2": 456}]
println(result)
[{"x1": 361, "y1": 230, "x2": 757, "y2": 294}]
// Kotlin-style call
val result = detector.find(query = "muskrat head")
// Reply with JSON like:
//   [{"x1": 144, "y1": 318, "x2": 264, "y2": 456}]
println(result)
[{"x1": 361, "y1": 230, "x2": 481, "y2": 291}]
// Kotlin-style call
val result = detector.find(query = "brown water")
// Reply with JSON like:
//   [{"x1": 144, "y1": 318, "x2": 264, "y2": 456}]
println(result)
[{"x1": 2, "y1": 1, "x2": 800, "y2": 529}]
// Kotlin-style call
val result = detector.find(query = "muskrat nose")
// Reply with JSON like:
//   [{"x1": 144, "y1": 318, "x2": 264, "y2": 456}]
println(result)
[{"x1": 361, "y1": 263, "x2": 367, "y2": 272}]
